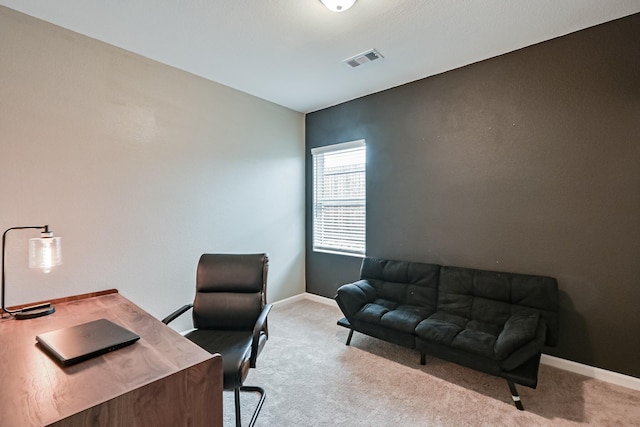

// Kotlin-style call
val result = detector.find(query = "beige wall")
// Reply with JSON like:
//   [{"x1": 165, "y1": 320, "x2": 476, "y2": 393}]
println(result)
[{"x1": 0, "y1": 7, "x2": 305, "y2": 328}]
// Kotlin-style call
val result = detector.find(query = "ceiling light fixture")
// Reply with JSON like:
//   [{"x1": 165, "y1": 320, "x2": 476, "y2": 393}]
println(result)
[{"x1": 320, "y1": 0, "x2": 357, "y2": 13}]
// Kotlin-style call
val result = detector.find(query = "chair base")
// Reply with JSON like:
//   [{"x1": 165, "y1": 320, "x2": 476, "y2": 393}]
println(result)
[{"x1": 234, "y1": 385, "x2": 266, "y2": 427}]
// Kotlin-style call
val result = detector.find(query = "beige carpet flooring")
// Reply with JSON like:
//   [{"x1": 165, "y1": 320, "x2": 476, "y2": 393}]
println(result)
[{"x1": 222, "y1": 299, "x2": 640, "y2": 426}]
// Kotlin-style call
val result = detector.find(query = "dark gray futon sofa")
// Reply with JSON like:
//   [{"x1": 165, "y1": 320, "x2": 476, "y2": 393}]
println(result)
[{"x1": 335, "y1": 257, "x2": 559, "y2": 410}]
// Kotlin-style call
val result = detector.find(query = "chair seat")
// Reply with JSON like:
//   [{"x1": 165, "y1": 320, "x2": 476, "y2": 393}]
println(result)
[{"x1": 185, "y1": 329, "x2": 253, "y2": 389}]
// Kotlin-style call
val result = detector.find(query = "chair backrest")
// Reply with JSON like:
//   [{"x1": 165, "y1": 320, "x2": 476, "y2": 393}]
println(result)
[{"x1": 192, "y1": 253, "x2": 268, "y2": 331}]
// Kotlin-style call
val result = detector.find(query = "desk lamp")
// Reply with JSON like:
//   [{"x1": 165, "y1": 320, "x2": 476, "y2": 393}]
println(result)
[{"x1": 1, "y1": 225, "x2": 61, "y2": 319}]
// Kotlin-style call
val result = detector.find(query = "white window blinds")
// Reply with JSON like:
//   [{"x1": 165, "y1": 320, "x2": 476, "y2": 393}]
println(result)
[{"x1": 311, "y1": 140, "x2": 366, "y2": 256}]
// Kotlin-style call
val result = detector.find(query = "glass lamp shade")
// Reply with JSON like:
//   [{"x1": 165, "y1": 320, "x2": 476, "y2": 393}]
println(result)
[
  {"x1": 320, "y1": 0, "x2": 356, "y2": 12},
  {"x1": 29, "y1": 235, "x2": 62, "y2": 273}
]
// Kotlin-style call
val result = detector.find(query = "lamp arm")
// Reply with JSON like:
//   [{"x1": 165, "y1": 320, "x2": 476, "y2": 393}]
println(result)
[{"x1": 1, "y1": 226, "x2": 48, "y2": 315}]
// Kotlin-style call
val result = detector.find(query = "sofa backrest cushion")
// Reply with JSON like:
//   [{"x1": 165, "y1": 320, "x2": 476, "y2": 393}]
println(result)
[
  {"x1": 438, "y1": 266, "x2": 559, "y2": 347},
  {"x1": 360, "y1": 257, "x2": 440, "y2": 311}
]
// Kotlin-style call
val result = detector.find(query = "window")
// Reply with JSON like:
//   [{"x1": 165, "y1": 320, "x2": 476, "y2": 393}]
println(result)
[{"x1": 311, "y1": 140, "x2": 366, "y2": 256}]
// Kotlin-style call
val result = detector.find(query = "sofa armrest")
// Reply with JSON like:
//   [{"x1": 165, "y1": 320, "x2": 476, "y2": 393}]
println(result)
[
  {"x1": 494, "y1": 311, "x2": 541, "y2": 360},
  {"x1": 335, "y1": 280, "x2": 377, "y2": 320}
]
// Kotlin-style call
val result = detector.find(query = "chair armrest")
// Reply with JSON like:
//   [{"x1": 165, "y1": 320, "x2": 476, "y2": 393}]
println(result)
[
  {"x1": 161, "y1": 304, "x2": 193, "y2": 325},
  {"x1": 335, "y1": 280, "x2": 377, "y2": 320},
  {"x1": 250, "y1": 303, "x2": 272, "y2": 367}
]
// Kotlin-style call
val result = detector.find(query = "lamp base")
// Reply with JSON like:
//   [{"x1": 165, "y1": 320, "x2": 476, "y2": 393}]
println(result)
[{"x1": 14, "y1": 303, "x2": 55, "y2": 320}]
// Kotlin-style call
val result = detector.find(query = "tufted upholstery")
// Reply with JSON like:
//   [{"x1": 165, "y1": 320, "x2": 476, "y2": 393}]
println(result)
[
  {"x1": 337, "y1": 258, "x2": 439, "y2": 347},
  {"x1": 357, "y1": 258, "x2": 439, "y2": 329},
  {"x1": 335, "y1": 257, "x2": 559, "y2": 395},
  {"x1": 413, "y1": 266, "x2": 557, "y2": 371}
]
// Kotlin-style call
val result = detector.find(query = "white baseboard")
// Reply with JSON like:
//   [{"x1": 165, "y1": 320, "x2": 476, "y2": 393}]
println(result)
[
  {"x1": 271, "y1": 293, "x2": 310, "y2": 306},
  {"x1": 540, "y1": 354, "x2": 640, "y2": 391},
  {"x1": 273, "y1": 292, "x2": 338, "y2": 307},
  {"x1": 273, "y1": 292, "x2": 640, "y2": 391},
  {"x1": 302, "y1": 292, "x2": 339, "y2": 306}
]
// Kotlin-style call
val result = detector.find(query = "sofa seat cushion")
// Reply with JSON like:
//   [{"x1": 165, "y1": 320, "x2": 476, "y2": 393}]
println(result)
[
  {"x1": 415, "y1": 312, "x2": 466, "y2": 343},
  {"x1": 452, "y1": 329, "x2": 498, "y2": 358},
  {"x1": 354, "y1": 299, "x2": 432, "y2": 333},
  {"x1": 416, "y1": 310, "x2": 543, "y2": 361},
  {"x1": 353, "y1": 298, "x2": 398, "y2": 323},
  {"x1": 380, "y1": 304, "x2": 434, "y2": 333},
  {"x1": 416, "y1": 312, "x2": 499, "y2": 358}
]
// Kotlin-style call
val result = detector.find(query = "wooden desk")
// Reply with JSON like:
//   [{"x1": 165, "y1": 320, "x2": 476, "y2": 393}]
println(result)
[{"x1": 0, "y1": 290, "x2": 222, "y2": 426}]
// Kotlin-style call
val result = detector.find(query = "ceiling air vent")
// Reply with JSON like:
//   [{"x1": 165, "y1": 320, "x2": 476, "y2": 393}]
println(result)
[{"x1": 342, "y1": 49, "x2": 384, "y2": 68}]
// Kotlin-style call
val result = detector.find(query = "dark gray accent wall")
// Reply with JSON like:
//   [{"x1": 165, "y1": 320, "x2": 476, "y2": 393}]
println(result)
[{"x1": 305, "y1": 13, "x2": 640, "y2": 378}]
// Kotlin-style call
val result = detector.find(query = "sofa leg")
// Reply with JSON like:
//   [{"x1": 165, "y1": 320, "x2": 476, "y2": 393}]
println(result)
[
  {"x1": 420, "y1": 352, "x2": 426, "y2": 365},
  {"x1": 345, "y1": 328, "x2": 354, "y2": 345},
  {"x1": 507, "y1": 380, "x2": 524, "y2": 411}
]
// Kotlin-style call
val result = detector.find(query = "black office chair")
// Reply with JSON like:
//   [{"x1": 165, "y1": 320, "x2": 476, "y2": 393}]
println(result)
[{"x1": 162, "y1": 253, "x2": 272, "y2": 427}]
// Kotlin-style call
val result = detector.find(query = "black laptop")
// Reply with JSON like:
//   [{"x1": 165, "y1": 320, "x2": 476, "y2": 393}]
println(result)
[{"x1": 36, "y1": 318, "x2": 140, "y2": 366}]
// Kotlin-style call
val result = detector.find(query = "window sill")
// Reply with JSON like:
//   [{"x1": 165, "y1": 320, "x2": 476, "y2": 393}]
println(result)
[{"x1": 313, "y1": 248, "x2": 366, "y2": 258}]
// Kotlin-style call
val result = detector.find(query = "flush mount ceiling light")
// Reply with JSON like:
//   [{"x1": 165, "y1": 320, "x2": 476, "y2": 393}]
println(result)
[{"x1": 320, "y1": 0, "x2": 357, "y2": 12}]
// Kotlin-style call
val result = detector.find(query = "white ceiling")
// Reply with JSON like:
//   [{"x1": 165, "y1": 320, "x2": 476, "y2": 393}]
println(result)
[{"x1": 2, "y1": 0, "x2": 639, "y2": 113}]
